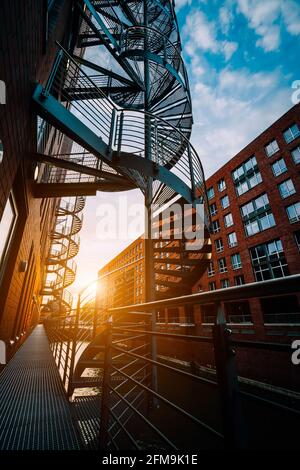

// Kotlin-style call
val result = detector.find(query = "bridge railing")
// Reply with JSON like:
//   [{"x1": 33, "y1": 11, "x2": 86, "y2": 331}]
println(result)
[{"x1": 98, "y1": 274, "x2": 300, "y2": 450}]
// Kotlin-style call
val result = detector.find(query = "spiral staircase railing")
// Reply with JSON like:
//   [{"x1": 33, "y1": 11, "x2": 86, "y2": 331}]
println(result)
[
  {"x1": 38, "y1": 0, "x2": 212, "y2": 411},
  {"x1": 41, "y1": 196, "x2": 85, "y2": 315}
]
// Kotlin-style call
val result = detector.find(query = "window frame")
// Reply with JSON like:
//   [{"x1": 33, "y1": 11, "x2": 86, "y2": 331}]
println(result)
[
  {"x1": 271, "y1": 158, "x2": 287, "y2": 177},
  {"x1": 283, "y1": 124, "x2": 300, "y2": 144},
  {"x1": 217, "y1": 178, "x2": 226, "y2": 193},
  {"x1": 0, "y1": 192, "x2": 18, "y2": 276},
  {"x1": 250, "y1": 239, "x2": 289, "y2": 282},
  {"x1": 286, "y1": 202, "x2": 300, "y2": 224},
  {"x1": 265, "y1": 140, "x2": 280, "y2": 158},
  {"x1": 241, "y1": 193, "x2": 276, "y2": 237},
  {"x1": 278, "y1": 178, "x2": 296, "y2": 199},
  {"x1": 228, "y1": 232, "x2": 238, "y2": 248},
  {"x1": 291, "y1": 146, "x2": 300, "y2": 165},
  {"x1": 215, "y1": 238, "x2": 224, "y2": 253},
  {"x1": 218, "y1": 257, "x2": 228, "y2": 274},
  {"x1": 231, "y1": 253, "x2": 242, "y2": 270},
  {"x1": 221, "y1": 194, "x2": 230, "y2": 210},
  {"x1": 207, "y1": 187, "x2": 215, "y2": 200},
  {"x1": 224, "y1": 213, "x2": 234, "y2": 228}
]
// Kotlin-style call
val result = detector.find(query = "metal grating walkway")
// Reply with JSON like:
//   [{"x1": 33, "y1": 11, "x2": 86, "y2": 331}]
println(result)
[{"x1": 0, "y1": 325, "x2": 81, "y2": 450}]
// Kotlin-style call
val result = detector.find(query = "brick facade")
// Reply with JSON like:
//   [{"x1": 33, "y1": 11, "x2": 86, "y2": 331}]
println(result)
[
  {"x1": 193, "y1": 104, "x2": 300, "y2": 341},
  {"x1": 0, "y1": 0, "x2": 73, "y2": 354}
]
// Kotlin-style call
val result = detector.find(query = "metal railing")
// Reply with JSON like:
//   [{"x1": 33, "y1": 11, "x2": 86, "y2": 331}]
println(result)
[
  {"x1": 45, "y1": 269, "x2": 300, "y2": 449},
  {"x1": 40, "y1": 43, "x2": 208, "y2": 216},
  {"x1": 97, "y1": 274, "x2": 300, "y2": 450}
]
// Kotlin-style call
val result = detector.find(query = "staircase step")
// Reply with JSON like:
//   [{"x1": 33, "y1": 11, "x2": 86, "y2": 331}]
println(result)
[
  {"x1": 72, "y1": 377, "x2": 102, "y2": 389},
  {"x1": 78, "y1": 360, "x2": 104, "y2": 369}
]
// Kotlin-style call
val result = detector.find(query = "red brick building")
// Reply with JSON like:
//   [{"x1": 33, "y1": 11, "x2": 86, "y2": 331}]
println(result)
[
  {"x1": 97, "y1": 104, "x2": 300, "y2": 343},
  {"x1": 193, "y1": 104, "x2": 300, "y2": 341}
]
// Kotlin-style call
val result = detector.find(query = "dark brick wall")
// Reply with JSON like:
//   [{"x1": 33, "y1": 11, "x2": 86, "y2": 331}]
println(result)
[{"x1": 0, "y1": 0, "x2": 72, "y2": 349}]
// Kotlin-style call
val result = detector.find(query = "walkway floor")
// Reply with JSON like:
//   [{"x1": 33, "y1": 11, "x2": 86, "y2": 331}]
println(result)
[{"x1": 0, "y1": 325, "x2": 81, "y2": 450}]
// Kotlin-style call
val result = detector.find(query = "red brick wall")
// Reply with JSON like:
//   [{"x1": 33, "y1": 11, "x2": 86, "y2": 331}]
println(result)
[{"x1": 0, "y1": 0, "x2": 73, "y2": 349}]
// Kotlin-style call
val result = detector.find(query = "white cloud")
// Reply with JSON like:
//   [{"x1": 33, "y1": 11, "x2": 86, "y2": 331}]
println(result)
[
  {"x1": 183, "y1": 10, "x2": 238, "y2": 61},
  {"x1": 282, "y1": 0, "x2": 300, "y2": 35},
  {"x1": 183, "y1": 11, "x2": 219, "y2": 54},
  {"x1": 222, "y1": 41, "x2": 238, "y2": 61},
  {"x1": 188, "y1": 65, "x2": 291, "y2": 176},
  {"x1": 236, "y1": 0, "x2": 300, "y2": 52},
  {"x1": 175, "y1": 0, "x2": 193, "y2": 10},
  {"x1": 219, "y1": 5, "x2": 234, "y2": 34}
]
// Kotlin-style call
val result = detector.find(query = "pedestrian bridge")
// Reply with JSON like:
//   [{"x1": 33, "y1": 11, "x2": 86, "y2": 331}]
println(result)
[{"x1": 0, "y1": 275, "x2": 299, "y2": 451}]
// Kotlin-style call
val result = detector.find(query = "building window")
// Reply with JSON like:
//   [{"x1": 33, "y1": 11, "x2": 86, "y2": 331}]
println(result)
[
  {"x1": 168, "y1": 308, "x2": 180, "y2": 324},
  {"x1": 228, "y1": 232, "x2": 238, "y2": 248},
  {"x1": 283, "y1": 123, "x2": 300, "y2": 144},
  {"x1": 234, "y1": 275, "x2": 245, "y2": 286},
  {"x1": 260, "y1": 296, "x2": 300, "y2": 324},
  {"x1": 221, "y1": 195, "x2": 230, "y2": 210},
  {"x1": 294, "y1": 231, "x2": 300, "y2": 251},
  {"x1": 232, "y1": 156, "x2": 262, "y2": 196},
  {"x1": 212, "y1": 219, "x2": 221, "y2": 234},
  {"x1": 221, "y1": 279, "x2": 230, "y2": 289},
  {"x1": 0, "y1": 193, "x2": 18, "y2": 271},
  {"x1": 250, "y1": 239, "x2": 289, "y2": 282},
  {"x1": 218, "y1": 178, "x2": 226, "y2": 192},
  {"x1": 209, "y1": 203, "x2": 217, "y2": 216},
  {"x1": 224, "y1": 213, "x2": 234, "y2": 228},
  {"x1": 215, "y1": 238, "x2": 224, "y2": 253},
  {"x1": 241, "y1": 193, "x2": 275, "y2": 236},
  {"x1": 209, "y1": 282, "x2": 216, "y2": 292},
  {"x1": 218, "y1": 257, "x2": 227, "y2": 273},
  {"x1": 272, "y1": 158, "x2": 287, "y2": 177},
  {"x1": 278, "y1": 179, "x2": 296, "y2": 199},
  {"x1": 291, "y1": 146, "x2": 300, "y2": 165},
  {"x1": 231, "y1": 253, "x2": 242, "y2": 270},
  {"x1": 207, "y1": 187, "x2": 215, "y2": 200},
  {"x1": 265, "y1": 140, "x2": 280, "y2": 157},
  {"x1": 0, "y1": 139, "x2": 3, "y2": 163},
  {"x1": 286, "y1": 202, "x2": 300, "y2": 224},
  {"x1": 202, "y1": 304, "x2": 215, "y2": 323},
  {"x1": 207, "y1": 262, "x2": 215, "y2": 277},
  {"x1": 225, "y1": 301, "x2": 252, "y2": 324}
]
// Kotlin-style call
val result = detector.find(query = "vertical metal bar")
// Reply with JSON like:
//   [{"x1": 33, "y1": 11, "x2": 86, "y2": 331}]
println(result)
[
  {"x1": 213, "y1": 302, "x2": 246, "y2": 449},
  {"x1": 99, "y1": 318, "x2": 113, "y2": 450},
  {"x1": 108, "y1": 108, "x2": 116, "y2": 155},
  {"x1": 187, "y1": 145, "x2": 196, "y2": 201},
  {"x1": 63, "y1": 323, "x2": 71, "y2": 388},
  {"x1": 143, "y1": 0, "x2": 158, "y2": 404},
  {"x1": 117, "y1": 111, "x2": 124, "y2": 156},
  {"x1": 67, "y1": 295, "x2": 80, "y2": 398}
]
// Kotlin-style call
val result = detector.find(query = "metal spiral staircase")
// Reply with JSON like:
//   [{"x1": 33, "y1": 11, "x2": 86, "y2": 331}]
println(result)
[
  {"x1": 38, "y1": 0, "x2": 212, "y2": 397},
  {"x1": 41, "y1": 196, "x2": 85, "y2": 314}
]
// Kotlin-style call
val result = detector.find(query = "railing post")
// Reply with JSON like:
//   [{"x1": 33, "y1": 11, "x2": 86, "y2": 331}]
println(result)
[
  {"x1": 117, "y1": 111, "x2": 124, "y2": 156},
  {"x1": 67, "y1": 296, "x2": 80, "y2": 398},
  {"x1": 92, "y1": 306, "x2": 98, "y2": 340},
  {"x1": 99, "y1": 317, "x2": 113, "y2": 450},
  {"x1": 63, "y1": 321, "x2": 71, "y2": 388},
  {"x1": 213, "y1": 302, "x2": 246, "y2": 449},
  {"x1": 108, "y1": 108, "x2": 116, "y2": 156}
]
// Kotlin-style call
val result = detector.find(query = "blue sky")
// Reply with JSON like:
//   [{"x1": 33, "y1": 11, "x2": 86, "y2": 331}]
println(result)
[
  {"x1": 70, "y1": 0, "x2": 300, "y2": 294},
  {"x1": 176, "y1": 0, "x2": 300, "y2": 174}
]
